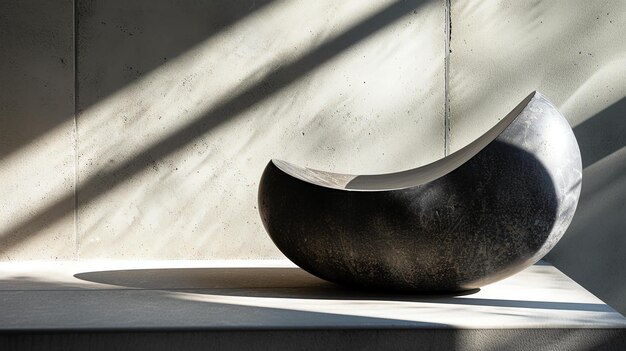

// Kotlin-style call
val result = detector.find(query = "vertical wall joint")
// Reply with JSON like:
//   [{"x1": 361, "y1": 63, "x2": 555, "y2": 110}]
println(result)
[
  {"x1": 73, "y1": 0, "x2": 80, "y2": 259},
  {"x1": 444, "y1": 0, "x2": 451, "y2": 156}
]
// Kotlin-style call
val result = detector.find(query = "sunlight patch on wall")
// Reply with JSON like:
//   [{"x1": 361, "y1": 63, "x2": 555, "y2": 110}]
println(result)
[{"x1": 74, "y1": 0, "x2": 445, "y2": 259}]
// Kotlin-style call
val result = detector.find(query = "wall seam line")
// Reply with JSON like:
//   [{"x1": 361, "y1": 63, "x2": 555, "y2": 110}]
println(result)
[
  {"x1": 73, "y1": 0, "x2": 80, "y2": 260},
  {"x1": 444, "y1": 0, "x2": 451, "y2": 156}
]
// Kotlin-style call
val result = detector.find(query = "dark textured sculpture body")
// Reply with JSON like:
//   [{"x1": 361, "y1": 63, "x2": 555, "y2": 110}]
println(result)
[{"x1": 258, "y1": 92, "x2": 582, "y2": 292}]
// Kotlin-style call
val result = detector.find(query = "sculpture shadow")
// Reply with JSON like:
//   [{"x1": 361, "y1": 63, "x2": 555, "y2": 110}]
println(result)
[
  {"x1": 73, "y1": 264, "x2": 611, "y2": 314},
  {"x1": 75, "y1": 267, "x2": 477, "y2": 298}
]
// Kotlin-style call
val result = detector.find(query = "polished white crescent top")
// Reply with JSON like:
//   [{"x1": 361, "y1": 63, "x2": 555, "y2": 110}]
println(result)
[{"x1": 273, "y1": 91, "x2": 538, "y2": 191}]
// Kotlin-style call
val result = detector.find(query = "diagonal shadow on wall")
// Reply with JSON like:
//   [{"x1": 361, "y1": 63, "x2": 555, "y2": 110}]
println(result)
[
  {"x1": 76, "y1": 0, "x2": 278, "y2": 110},
  {"x1": 572, "y1": 97, "x2": 626, "y2": 169},
  {"x1": 0, "y1": 0, "x2": 275, "y2": 161},
  {"x1": 548, "y1": 96, "x2": 626, "y2": 315},
  {"x1": 0, "y1": 0, "x2": 432, "y2": 254}
]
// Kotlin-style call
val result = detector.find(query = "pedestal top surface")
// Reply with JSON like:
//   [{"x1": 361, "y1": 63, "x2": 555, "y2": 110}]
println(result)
[{"x1": 0, "y1": 260, "x2": 624, "y2": 331}]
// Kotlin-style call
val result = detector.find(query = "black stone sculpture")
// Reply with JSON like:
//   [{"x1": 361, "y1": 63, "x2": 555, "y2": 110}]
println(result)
[{"x1": 258, "y1": 92, "x2": 582, "y2": 292}]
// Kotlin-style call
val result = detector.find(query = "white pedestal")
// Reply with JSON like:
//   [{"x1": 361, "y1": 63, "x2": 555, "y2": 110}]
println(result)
[{"x1": 1, "y1": 260, "x2": 624, "y2": 350}]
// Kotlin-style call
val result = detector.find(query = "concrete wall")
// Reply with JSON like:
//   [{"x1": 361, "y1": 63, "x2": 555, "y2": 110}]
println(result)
[
  {"x1": 0, "y1": 0, "x2": 625, "y2": 313},
  {"x1": 1, "y1": 0, "x2": 445, "y2": 260},
  {"x1": 0, "y1": 0, "x2": 76, "y2": 260}
]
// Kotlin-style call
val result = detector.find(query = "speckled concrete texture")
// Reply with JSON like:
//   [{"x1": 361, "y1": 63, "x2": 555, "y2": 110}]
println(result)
[
  {"x1": 75, "y1": 0, "x2": 445, "y2": 259},
  {"x1": 448, "y1": 0, "x2": 626, "y2": 316},
  {"x1": 449, "y1": 0, "x2": 626, "y2": 151},
  {"x1": 0, "y1": 0, "x2": 76, "y2": 260}
]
